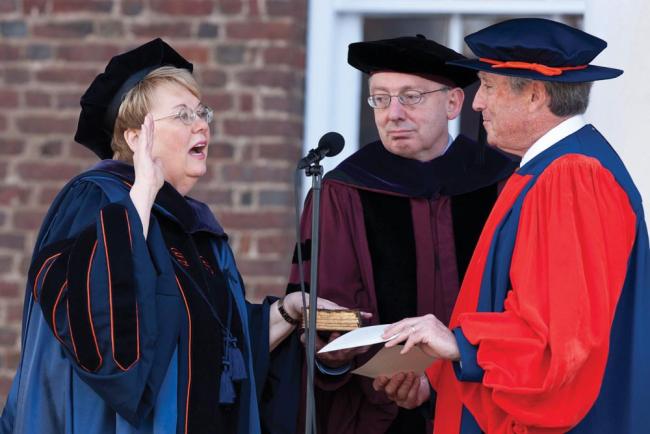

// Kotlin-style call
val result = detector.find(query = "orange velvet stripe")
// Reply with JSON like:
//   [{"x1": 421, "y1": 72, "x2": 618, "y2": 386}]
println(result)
[{"x1": 480, "y1": 58, "x2": 588, "y2": 76}]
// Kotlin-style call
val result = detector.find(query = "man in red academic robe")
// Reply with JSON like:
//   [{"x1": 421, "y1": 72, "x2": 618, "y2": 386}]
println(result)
[
  {"x1": 374, "y1": 18, "x2": 650, "y2": 434},
  {"x1": 287, "y1": 35, "x2": 517, "y2": 434}
]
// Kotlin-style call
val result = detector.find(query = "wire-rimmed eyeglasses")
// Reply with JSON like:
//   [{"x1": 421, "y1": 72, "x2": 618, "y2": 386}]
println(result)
[
  {"x1": 154, "y1": 104, "x2": 214, "y2": 125},
  {"x1": 367, "y1": 87, "x2": 450, "y2": 109}
]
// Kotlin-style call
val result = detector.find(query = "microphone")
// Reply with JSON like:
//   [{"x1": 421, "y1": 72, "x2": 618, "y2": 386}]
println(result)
[{"x1": 297, "y1": 132, "x2": 345, "y2": 169}]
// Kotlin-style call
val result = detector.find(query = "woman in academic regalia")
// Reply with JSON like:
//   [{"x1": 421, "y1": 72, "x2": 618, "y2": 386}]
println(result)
[{"x1": 0, "y1": 38, "x2": 321, "y2": 434}]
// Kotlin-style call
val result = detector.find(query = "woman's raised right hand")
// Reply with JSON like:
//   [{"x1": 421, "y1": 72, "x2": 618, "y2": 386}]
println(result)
[
  {"x1": 129, "y1": 114, "x2": 165, "y2": 237},
  {"x1": 132, "y1": 114, "x2": 164, "y2": 203}
]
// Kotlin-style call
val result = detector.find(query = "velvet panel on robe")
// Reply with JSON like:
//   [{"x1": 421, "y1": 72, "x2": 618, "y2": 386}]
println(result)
[
  {"x1": 426, "y1": 125, "x2": 649, "y2": 434},
  {"x1": 0, "y1": 161, "x2": 299, "y2": 434},
  {"x1": 287, "y1": 137, "x2": 517, "y2": 434}
]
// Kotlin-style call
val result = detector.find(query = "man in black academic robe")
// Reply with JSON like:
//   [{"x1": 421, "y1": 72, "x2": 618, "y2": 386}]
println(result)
[{"x1": 287, "y1": 35, "x2": 517, "y2": 434}]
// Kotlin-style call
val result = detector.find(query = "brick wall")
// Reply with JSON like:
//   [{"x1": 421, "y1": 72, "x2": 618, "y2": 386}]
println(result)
[{"x1": 0, "y1": 0, "x2": 307, "y2": 400}]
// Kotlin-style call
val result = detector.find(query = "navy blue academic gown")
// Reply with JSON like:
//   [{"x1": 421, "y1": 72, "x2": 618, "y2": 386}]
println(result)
[{"x1": 0, "y1": 161, "x2": 299, "y2": 434}]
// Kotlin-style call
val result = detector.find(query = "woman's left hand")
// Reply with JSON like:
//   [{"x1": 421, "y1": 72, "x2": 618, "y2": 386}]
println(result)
[{"x1": 382, "y1": 314, "x2": 460, "y2": 361}]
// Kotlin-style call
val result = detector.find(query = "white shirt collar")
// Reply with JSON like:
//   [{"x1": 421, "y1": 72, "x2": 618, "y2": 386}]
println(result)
[
  {"x1": 519, "y1": 115, "x2": 587, "y2": 167},
  {"x1": 442, "y1": 134, "x2": 454, "y2": 155}
]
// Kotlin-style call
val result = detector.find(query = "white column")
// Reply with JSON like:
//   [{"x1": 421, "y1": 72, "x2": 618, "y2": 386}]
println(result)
[
  {"x1": 585, "y1": 0, "x2": 650, "y2": 222},
  {"x1": 303, "y1": 3, "x2": 363, "y2": 200}
]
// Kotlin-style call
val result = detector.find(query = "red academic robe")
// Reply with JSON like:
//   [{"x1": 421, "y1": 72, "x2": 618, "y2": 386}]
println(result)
[{"x1": 426, "y1": 126, "x2": 647, "y2": 433}]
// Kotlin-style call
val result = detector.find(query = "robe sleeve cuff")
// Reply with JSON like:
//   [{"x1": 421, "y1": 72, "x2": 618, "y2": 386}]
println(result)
[
  {"x1": 452, "y1": 327, "x2": 484, "y2": 382},
  {"x1": 315, "y1": 359, "x2": 352, "y2": 376}
]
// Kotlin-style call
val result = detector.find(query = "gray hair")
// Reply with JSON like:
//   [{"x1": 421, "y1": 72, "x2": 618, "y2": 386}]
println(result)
[{"x1": 508, "y1": 76, "x2": 593, "y2": 117}]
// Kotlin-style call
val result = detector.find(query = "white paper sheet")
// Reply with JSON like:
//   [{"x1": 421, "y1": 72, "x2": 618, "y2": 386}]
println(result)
[
  {"x1": 318, "y1": 324, "x2": 397, "y2": 353},
  {"x1": 352, "y1": 345, "x2": 436, "y2": 378}
]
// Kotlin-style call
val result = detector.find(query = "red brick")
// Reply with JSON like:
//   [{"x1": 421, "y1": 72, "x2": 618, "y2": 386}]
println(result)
[
  {"x1": 52, "y1": 0, "x2": 113, "y2": 13},
  {"x1": 32, "y1": 21, "x2": 95, "y2": 38},
  {"x1": 2, "y1": 352, "x2": 22, "y2": 371},
  {"x1": 247, "y1": 0, "x2": 259, "y2": 16},
  {"x1": 206, "y1": 141, "x2": 234, "y2": 159},
  {"x1": 222, "y1": 164, "x2": 292, "y2": 183},
  {"x1": 189, "y1": 187, "x2": 233, "y2": 206},
  {"x1": 0, "y1": 255, "x2": 13, "y2": 273},
  {"x1": 223, "y1": 119, "x2": 302, "y2": 137},
  {"x1": 122, "y1": 0, "x2": 144, "y2": 15},
  {"x1": 239, "y1": 93, "x2": 254, "y2": 112},
  {"x1": 267, "y1": 0, "x2": 307, "y2": 19},
  {"x1": 217, "y1": 0, "x2": 243, "y2": 14},
  {"x1": 259, "y1": 189, "x2": 293, "y2": 206},
  {"x1": 57, "y1": 43, "x2": 121, "y2": 62},
  {"x1": 218, "y1": 210, "x2": 293, "y2": 230},
  {"x1": 202, "y1": 92, "x2": 234, "y2": 112},
  {"x1": 236, "y1": 69, "x2": 298, "y2": 88},
  {"x1": 226, "y1": 21, "x2": 296, "y2": 40},
  {"x1": 39, "y1": 141, "x2": 64, "y2": 156},
  {"x1": 70, "y1": 142, "x2": 99, "y2": 159},
  {"x1": 263, "y1": 46, "x2": 305, "y2": 68},
  {"x1": 3, "y1": 68, "x2": 30, "y2": 84},
  {"x1": 25, "y1": 91, "x2": 52, "y2": 108},
  {"x1": 0, "y1": 115, "x2": 7, "y2": 132},
  {"x1": 262, "y1": 95, "x2": 303, "y2": 115},
  {"x1": 0, "y1": 90, "x2": 19, "y2": 108},
  {"x1": 131, "y1": 22, "x2": 193, "y2": 38},
  {"x1": 236, "y1": 258, "x2": 290, "y2": 277},
  {"x1": 16, "y1": 115, "x2": 77, "y2": 134},
  {"x1": 0, "y1": 0, "x2": 17, "y2": 12},
  {"x1": 23, "y1": 0, "x2": 46, "y2": 13},
  {"x1": 150, "y1": 0, "x2": 214, "y2": 15},
  {"x1": 244, "y1": 280, "x2": 288, "y2": 303},
  {"x1": 258, "y1": 143, "x2": 300, "y2": 161},
  {"x1": 0, "y1": 233, "x2": 25, "y2": 250},
  {"x1": 15, "y1": 161, "x2": 80, "y2": 181},
  {"x1": 0, "y1": 328, "x2": 18, "y2": 346},
  {"x1": 175, "y1": 45, "x2": 210, "y2": 64},
  {"x1": 0, "y1": 186, "x2": 31, "y2": 205},
  {"x1": 36, "y1": 67, "x2": 99, "y2": 84},
  {"x1": 7, "y1": 301, "x2": 25, "y2": 322},
  {"x1": 0, "y1": 376, "x2": 14, "y2": 400},
  {"x1": 0, "y1": 43, "x2": 20, "y2": 61},
  {"x1": 54, "y1": 92, "x2": 81, "y2": 109},
  {"x1": 0, "y1": 162, "x2": 6, "y2": 179},
  {"x1": 97, "y1": 20, "x2": 125, "y2": 37},
  {"x1": 0, "y1": 280, "x2": 20, "y2": 297},
  {"x1": 200, "y1": 69, "x2": 228, "y2": 88},
  {"x1": 13, "y1": 209, "x2": 47, "y2": 231},
  {"x1": 258, "y1": 234, "x2": 293, "y2": 254},
  {"x1": 0, "y1": 139, "x2": 24, "y2": 156},
  {"x1": 235, "y1": 233, "x2": 253, "y2": 255}
]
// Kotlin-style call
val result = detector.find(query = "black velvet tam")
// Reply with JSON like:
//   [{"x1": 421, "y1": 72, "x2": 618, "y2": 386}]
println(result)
[
  {"x1": 347, "y1": 34, "x2": 477, "y2": 88},
  {"x1": 74, "y1": 38, "x2": 193, "y2": 160}
]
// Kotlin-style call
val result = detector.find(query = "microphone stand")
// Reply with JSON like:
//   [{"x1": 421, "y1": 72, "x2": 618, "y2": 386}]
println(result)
[{"x1": 303, "y1": 161, "x2": 323, "y2": 434}]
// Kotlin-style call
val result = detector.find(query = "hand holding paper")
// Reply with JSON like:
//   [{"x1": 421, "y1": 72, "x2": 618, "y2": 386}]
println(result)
[
  {"x1": 383, "y1": 314, "x2": 460, "y2": 361},
  {"x1": 319, "y1": 324, "x2": 436, "y2": 379}
]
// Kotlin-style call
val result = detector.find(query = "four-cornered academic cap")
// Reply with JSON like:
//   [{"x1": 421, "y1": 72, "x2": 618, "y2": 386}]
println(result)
[
  {"x1": 447, "y1": 18, "x2": 623, "y2": 83},
  {"x1": 74, "y1": 38, "x2": 193, "y2": 160},
  {"x1": 347, "y1": 34, "x2": 478, "y2": 88}
]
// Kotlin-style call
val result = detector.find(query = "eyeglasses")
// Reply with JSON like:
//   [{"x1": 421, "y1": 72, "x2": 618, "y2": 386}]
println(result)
[
  {"x1": 367, "y1": 87, "x2": 450, "y2": 109},
  {"x1": 154, "y1": 104, "x2": 214, "y2": 125}
]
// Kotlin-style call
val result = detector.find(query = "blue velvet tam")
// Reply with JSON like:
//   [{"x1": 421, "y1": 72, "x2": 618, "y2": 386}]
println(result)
[
  {"x1": 447, "y1": 18, "x2": 623, "y2": 83},
  {"x1": 74, "y1": 38, "x2": 193, "y2": 159},
  {"x1": 348, "y1": 34, "x2": 478, "y2": 88}
]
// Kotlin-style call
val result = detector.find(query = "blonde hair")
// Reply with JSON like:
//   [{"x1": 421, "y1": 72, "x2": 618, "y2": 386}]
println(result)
[{"x1": 111, "y1": 66, "x2": 200, "y2": 162}]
